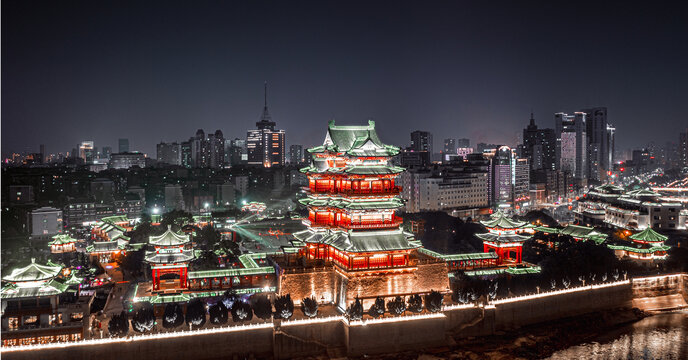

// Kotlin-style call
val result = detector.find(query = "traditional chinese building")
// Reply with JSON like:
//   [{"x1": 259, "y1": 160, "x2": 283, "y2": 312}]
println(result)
[
  {"x1": 145, "y1": 226, "x2": 195, "y2": 293},
  {"x1": 283, "y1": 120, "x2": 449, "y2": 309},
  {"x1": 608, "y1": 227, "x2": 671, "y2": 262},
  {"x1": 1, "y1": 259, "x2": 90, "y2": 347},
  {"x1": 49, "y1": 234, "x2": 77, "y2": 254},
  {"x1": 533, "y1": 224, "x2": 608, "y2": 244},
  {"x1": 475, "y1": 212, "x2": 532, "y2": 265}
]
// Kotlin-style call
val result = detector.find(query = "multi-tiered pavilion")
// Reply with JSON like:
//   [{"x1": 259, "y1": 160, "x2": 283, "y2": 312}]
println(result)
[
  {"x1": 476, "y1": 212, "x2": 532, "y2": 265},
  {"x1": 145, "y1": 226, "x2": 195, "y2": 292},
  {"x1": 287, "y1": 120, "x2": 448, "y2": 309}
]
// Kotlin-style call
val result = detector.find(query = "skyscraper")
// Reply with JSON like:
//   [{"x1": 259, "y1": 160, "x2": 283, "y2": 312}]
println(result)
[
  {"x1": 410, "y1": 130, "x2": 433, "y2": 154},
  {"x1": 443, "y1": 138, "x2": 456, "y2": 155},
  {"x1": 522, "y1": 113, "x2": 556, "y2": 171},
  {"x1": 457, "y1": 138, "x2": 470, "y2": 148},
  {"x1": 118, "y1": 138, "x2": 129, "y2": 153},
  {"x1": 180, "y1": 141, "x2": 192, "y2": 168},
  {"x1": 246, "y1": 83, "x2": 286, "y2": 167},
  {"x1": 102, "y1": 146, "x2": 112, "y2": 160},
  {"x1": 191, "y1": 129, "x2": 208, "y2": 167},
  {"x1": 208, "y1": 130, "x2": 225, "y2": 168},
  {"x1": 555, "y1": 112, "x2": 587, "y2": 179},
  {"x1": 289, "y1": 144, "x2": 304, "y2": 164},
  {"x1": 581, "y1": 107, "x2": 614, "y2": 181},
  {"x1": 485, "y1": 146, "x2": 529, "y2": 207},
  {"x1": 79, "y1": 141, "x2": 95, "y2": 164},
  {"x1": 157, "y1": 142, "x2": 182, "y2": 165}
]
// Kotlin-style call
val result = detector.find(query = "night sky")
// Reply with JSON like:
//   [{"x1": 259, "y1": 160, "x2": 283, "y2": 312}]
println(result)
[{"x1": 3, "y1": 1, "x2": 688, "y2": 157}]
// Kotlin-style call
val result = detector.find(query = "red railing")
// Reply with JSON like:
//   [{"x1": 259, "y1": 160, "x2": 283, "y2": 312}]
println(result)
[
  {"x1": 307, "y1": 186, "x2": 402, "y2": 196},
  {"x1": 305, "y1": 218, "x2": 403, "y2": 230}
]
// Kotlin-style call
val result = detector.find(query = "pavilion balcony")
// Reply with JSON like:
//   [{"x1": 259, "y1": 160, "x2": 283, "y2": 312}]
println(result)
[
  {"x1": 343, "y1": 218, "x2": 403, "y2": 230},
  {"x1": 306, "y1": 186, "x2": 402, "y2": 196},
  {"x1": 305, "y1": 218, "x2": 403, "y2": 230}
]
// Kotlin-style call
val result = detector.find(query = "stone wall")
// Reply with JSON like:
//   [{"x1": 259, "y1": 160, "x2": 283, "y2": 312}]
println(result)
[
  {"x1": 279, "y1": 267, "x2": 342, "y2": 304},
  {"x1": 632, "y1": 274, "x2": 684, "y2": 298},
  {"x1": 344, "y1": 261, "x2": 450, "y2": 308},
  {"x1": 279, "y1": 262, "x2": 450, "y2": 309}
]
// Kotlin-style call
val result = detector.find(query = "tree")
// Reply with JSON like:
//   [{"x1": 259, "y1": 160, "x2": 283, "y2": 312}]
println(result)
[
  {"x1": 162, "y1": 303, "x2": 184, "y2": 329},
  {"x1": 185, "y1": 299, "x2": 207, "y2": 328},
  {"x1": 274, "y1": 294, "x2": 294, "y2": 320},
  {"x1": 195, "y1": 224, "x2": 221, "y2": 251},
  {"x1": 116, "y1": 250, "x2": 145, "y2": 279},
  {"x1": 231, "y1": 300, "x2": 253, "y2": 322},
  {"x1": 368, "y1": 296, "x2": 385, "y2": 318},
  {"x1": 160, "y1": 209, "x2": 193, "y2": 229},
  {"x1": 300, "y1": 297, "x2": 318, "y2": 318},
  {"x1": 346, "y1": 298, "x2": 363, "y2": 320},
  {"x1": 424, "y1": 290, "x2": 443, "y2": 313},
  {"x1": 108, "y1": 311, "x2": 129, "y2": 337},
  {"x1": 666, "y1": 247, "x2": 688, "y2": 272},
  {"x1": 131, "y1": 303, "x2": 155, "y2": 333},
  {"x1": 209, "y1": 301, "x2": 228, "y2": 325},
  {"x1": 407, "y1": 294, "x2": 423, "y2": 313},
  {"x1": 252, "y1": 295, "x2": 273, "y2": 320},
  {"x1": 387, "y1": 296, "x2": 406, "y2": 316},
  {"x1": 222, "y1": 291, "x2": 240, "y2": 310}
]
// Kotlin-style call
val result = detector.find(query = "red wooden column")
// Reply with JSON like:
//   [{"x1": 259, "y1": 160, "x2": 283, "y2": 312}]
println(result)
[{"x1": 152, "y1": 269, "x2": 159, "y2": 291}]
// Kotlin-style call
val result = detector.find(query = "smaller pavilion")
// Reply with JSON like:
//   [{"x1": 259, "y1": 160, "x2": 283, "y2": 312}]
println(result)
[
  {"x1": 49, "y1": 234, "x2": 77, "y2": 254},
  {"x1": 145, "y1": 226, "x2": 195, "y2": 292},
  {"x1": 476, "y1": 212, "x2": 532, "y2": 265},
  {"x1": 608, "y1": 228, "x2": 670, "y2": 262}
]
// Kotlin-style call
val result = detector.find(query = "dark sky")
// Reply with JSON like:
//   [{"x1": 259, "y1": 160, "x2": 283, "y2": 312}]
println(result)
[{"x1": 3, "y1": 1, "x2": 688, "y2": 157}]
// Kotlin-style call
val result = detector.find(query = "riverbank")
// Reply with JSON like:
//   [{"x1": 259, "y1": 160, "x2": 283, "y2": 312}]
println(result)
[{"x1": 355, "y1": 308, "x2": 648, "y2": 360}]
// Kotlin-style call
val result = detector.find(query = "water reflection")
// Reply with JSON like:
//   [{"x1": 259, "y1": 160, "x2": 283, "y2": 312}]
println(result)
[{"x1": 548, "y1": 312, "x2": 688, "y2": 359}]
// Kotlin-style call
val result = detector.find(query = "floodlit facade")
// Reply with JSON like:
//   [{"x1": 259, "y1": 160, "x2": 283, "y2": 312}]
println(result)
[{"x1": 290, "y1": 120, "x2": 449, "y2": 309}]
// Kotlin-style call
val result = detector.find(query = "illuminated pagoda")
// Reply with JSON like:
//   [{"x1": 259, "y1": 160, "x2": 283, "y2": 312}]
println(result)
[
  {"x1": 476, "y1": 211, "x2": 532, "y2": 265},
  {"x1": 288, "y1": 120, "x2": 448, "y2": 308},
  {"x1": 49, "y1": 234, "x2": 77, "y2": 254},
  {"x1": 145, "y1": 226, "x2": 195, "y2": 292},
  {"x1": 608, "y1": 228, "x2": 670, "y2": 262}
]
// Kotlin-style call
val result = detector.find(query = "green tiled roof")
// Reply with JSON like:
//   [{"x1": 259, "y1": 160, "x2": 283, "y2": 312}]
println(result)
[
  {"x1": 480, "y1": 212, "x2": 527, "y2": 229},
  {"x1": 293, "y1": 227, "x2": 419, "y2": 253},
  {"x1": 299, "y1": 197, "x2": 404, "y2": 210},
  {"x1": 2, "y1": 259, "x2": 62, "y2": 282},
  {"x1": 49, "y1": 234, "x2": 77, "y2": 245},
  {"x1": 418, "y1": 248, "x2": 498, "y2": 261},
  {"x1": 149, "y1": 225, "x2": 190, "y2": 246},
  {"x1": 475, "y1": 232, "x2": 531, "y2": 244},
  {"x1": 299, "y1": 165, "x2": 404, "y2": 175},
  {"x1": 145, "y1": 249, "x2": 195, "y2": 264},
  {"x1": 534, "y1": 226, "x2": 558, "y2": 233},
  {"x1": 629, "y1": 228, "x2": 668, "y2": 243},
  {"x1": 505, "y1": 265, "x2": 541, "y2": 275},
  {"x1": 594, "y1": 183, "x2": 624, "y2": 193},
  {"x1": 317, "y1": 120, "x2": 400, "y2": 155},
  {"x1": 607, "y1": 244, "x2": 671, "y2": 254}
]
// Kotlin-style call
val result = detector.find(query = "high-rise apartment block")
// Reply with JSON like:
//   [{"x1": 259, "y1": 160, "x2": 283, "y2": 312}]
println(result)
[
  {"x1": 555, "y1": 112, "x2": 587, "y2": 179},
  {"x1": 247, "y1": 83, "x2": 285, "y2": 167}
]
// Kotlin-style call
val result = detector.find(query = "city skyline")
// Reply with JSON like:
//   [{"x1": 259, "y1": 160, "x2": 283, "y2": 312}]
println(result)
[{"x1": 3, "y1": 1, "x2": 688, "y2": 156}]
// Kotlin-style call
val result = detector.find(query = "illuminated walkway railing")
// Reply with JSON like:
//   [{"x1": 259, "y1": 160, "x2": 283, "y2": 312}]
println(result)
[
  {"x1": 1, "y1": 322, "x2": 274, "y2": 353},
  {"x1": 490, "y1": 280, "x2": 630, "y2": 305}
]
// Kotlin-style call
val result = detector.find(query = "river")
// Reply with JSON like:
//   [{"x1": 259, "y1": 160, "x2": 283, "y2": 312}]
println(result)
[{"x1": 547, "y1": 311, "x2": 688, "y2": 359}]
